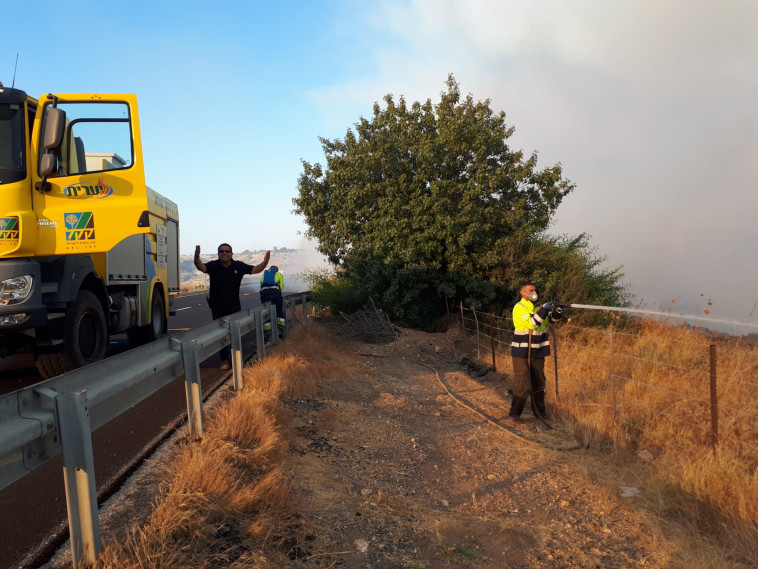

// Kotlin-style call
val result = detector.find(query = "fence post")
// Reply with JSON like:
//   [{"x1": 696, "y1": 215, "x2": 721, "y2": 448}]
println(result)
[
  {"x1": 459, "y1": 302, "x2": 465, "y2": 334},
  {"x1": 490, "y1": 334, "x2": 497, "y2": 372},
  {"x1": 472, "y1": 308, "x2": 481, "y2": 359},
  {"x1": 609, "y1": 323, "x2": 616, "y2": 421},
  {"x1": 709, "y1": 344, "x2": 718, "y2": 451}
]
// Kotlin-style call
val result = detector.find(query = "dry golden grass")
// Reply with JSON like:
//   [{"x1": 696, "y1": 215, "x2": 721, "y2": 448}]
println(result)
[
  {"x1": 84, "y1": 314, "x2": 756, "y2": 568},
  {"x1": 480, "y1": 315, "x2": 758, "y2": 564},
  {"x1": 91, "y1": 322, "x2": 349, "y2": 569}
]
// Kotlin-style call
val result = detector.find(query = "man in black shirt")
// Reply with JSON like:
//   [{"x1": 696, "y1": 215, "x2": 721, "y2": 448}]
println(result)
[{"x1": 194, "y1": 243, "x2": 270, "y2": 368}]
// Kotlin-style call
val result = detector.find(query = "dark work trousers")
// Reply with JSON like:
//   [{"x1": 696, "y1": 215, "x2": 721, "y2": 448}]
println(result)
[
  {"x1": 260, "y1": 288, "x2": 284, "y2": 319},
  {"x1": 509, "y1": 356, "x2": 547, "y2": 417},
  {"x1": 211, "y1": 307, "x2": 234, "y2": 362}
]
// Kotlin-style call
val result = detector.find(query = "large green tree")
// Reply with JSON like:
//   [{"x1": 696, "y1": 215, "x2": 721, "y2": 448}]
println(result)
[{"x1": 294, "y1": 76, "x2": 577, "y2": 327}]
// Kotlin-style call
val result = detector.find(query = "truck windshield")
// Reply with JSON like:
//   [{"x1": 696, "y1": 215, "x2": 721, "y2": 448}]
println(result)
[{"x1": 0, "y1": 103, "x2": 26, "y2": 184}]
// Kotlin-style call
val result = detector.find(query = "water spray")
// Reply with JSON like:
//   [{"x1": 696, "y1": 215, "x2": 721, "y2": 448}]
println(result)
[{"x1": 565, "y1": 303, "x2": 758, "y2": 331}]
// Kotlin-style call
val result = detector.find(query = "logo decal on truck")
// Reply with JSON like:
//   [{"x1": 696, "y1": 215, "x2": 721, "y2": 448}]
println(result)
[
  {"x1": 62, "y1": 177, "x2": 114, "y2": 199},
  {"x1": 0, "y1": 217, "x2": 19, "y2": 241},
  {"x1": 65, "y1": 212, "x2": 96, "y2": 243}
]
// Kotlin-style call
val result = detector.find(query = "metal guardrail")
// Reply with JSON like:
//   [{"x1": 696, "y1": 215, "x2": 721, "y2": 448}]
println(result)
[{"x1": 0, "y1": 292, "x2": 309, "y2": 567}]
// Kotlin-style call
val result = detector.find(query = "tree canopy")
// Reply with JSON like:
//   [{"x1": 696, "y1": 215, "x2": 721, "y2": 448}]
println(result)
[{"x1": 294, "y1": 76, "x2": 625, "y2": 327}]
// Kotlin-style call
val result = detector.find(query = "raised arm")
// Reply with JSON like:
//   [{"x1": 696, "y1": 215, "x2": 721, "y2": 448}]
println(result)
[
  {"x1": 194, "y1": 245, "x2": 207, "y2": 273},
  {"x1": 249, "y1": 250, "x2": 271, "y2": 274}
]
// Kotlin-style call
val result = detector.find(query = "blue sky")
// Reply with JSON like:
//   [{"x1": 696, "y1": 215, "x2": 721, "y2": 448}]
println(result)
[{"x1": 4, "y1": 0, "x2": 757, "y2": 332}]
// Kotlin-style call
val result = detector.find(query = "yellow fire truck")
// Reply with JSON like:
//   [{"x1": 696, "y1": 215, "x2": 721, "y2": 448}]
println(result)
[{"x1": 0, "y1": 83, "x2": 179, "y2": 378}]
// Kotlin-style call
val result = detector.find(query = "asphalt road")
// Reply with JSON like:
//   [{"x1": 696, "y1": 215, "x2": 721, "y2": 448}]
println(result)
[{"x1": 0, "y1": 282, "x2": 271, "y2": 569}]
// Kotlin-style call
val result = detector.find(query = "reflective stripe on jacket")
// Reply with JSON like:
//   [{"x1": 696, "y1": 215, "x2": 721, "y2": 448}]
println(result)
[{"x1": 511, "y1": 299, "x2": 551, "y2": 358}]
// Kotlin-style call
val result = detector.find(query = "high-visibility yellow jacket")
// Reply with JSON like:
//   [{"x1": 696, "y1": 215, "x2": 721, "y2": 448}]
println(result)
[{"x1": 511, "y1": 299, "x2": 552, "y2": 358}]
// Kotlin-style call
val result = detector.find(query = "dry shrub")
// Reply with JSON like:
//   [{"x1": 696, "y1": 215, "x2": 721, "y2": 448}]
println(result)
[
  {"x1": 245, "y1": 352, "x2": 315, "y2": 399},
  {"x1": 204, "y1": 390, "x2": 287, "y2": 474},
  {"x1": 142, "y1": 393, "x2": 291, "y2": 561},
  {"x1": 94, "y1": 526, "x2": 186, "y2": 569}
]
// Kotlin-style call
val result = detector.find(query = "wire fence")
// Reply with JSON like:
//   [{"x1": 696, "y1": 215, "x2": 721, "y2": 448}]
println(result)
[{"x1": 456, "y1": 303, "x2": 758, "y2": 461}]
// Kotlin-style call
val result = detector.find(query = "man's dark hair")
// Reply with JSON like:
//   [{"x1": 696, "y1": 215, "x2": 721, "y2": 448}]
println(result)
[
  {"x1": 519, "y1": 281, "x2": 535, "y2": 292},
  {"x1": 218, "y1": 243, "x2": 232, "y2": 252}
]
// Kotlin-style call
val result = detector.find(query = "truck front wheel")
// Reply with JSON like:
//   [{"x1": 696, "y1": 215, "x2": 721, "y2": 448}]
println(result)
[
  {"x1": 36, "y1": 289, "x2": 108, "y2": 378},
  {"x1": 64, "y1": 289, "x2": 108, "y2": 367}
]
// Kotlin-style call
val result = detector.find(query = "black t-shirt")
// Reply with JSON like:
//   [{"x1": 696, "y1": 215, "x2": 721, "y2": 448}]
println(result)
[{"x1": 205, "y1": 259, "x2": 254, "y2": 314}]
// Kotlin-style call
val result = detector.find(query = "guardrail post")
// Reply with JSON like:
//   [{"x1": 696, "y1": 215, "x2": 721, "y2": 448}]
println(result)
[
  {"x1": 269, "y1": 304, "x2": 279, "y2": 345},
  {"x1": 254, "y1": 309, "x2": 266, "y2": 360},
  {"x1": 176, "y1": 338, "x2": 204, "y2": 437},
  {"x1": 229, "y1": 319, "x2": 244, "y2": 390},
  {"x1": 56, "y1": 390, "x2": 101, "y2": 566}
]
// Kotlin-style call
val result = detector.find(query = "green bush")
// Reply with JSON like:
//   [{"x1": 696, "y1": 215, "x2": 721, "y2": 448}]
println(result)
[{"x1": 301, "y1": 268, "x2": 365, "y2": 317}]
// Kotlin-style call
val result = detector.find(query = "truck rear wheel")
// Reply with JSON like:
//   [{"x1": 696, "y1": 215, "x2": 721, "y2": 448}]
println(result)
[
  {"x1": 35, "y1": 290, "x2": 108, "y2": 378},
  {"x1": 127, "y1": 291, "x2": 165, "y2": 347}
]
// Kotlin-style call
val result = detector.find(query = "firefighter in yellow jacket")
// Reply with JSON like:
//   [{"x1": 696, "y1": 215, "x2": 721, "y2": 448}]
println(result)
[
  {"x1": 509, "y1": 281, "x2": 564, "y2": 421},
  {"x1": 260, "y1": 265, "x2": 286, "y2": 333}
]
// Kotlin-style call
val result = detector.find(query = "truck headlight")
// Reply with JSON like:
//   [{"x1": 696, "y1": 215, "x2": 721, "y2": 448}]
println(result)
[{"x1": 0, "y1": 275, "x2": 33, "y2": 305}]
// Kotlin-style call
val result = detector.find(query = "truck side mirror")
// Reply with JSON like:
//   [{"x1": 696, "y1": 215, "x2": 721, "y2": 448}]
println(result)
[
  {"x1": 39, "y1": 153, "x2": 58, "y2": 178},
  {"x1": 36, "y1": 107, "x2": 66, "y2": 189},
  {"x1": 43, "y1": 107, "x2": 66, "y2": 150}
]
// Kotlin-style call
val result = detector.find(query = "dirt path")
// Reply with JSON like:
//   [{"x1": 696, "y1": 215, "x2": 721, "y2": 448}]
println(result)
[{"x1": 284, "y1": 324, "x2": 669, "y2": 568}]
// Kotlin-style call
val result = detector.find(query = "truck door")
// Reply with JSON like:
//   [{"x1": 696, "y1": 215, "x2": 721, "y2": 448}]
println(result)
[
  {"x1": 167, "y1": 217, "x2": 180, "y2": 293},
  {"x1": 31, "y1": 94, "x2": 151, "y2": 256}
]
